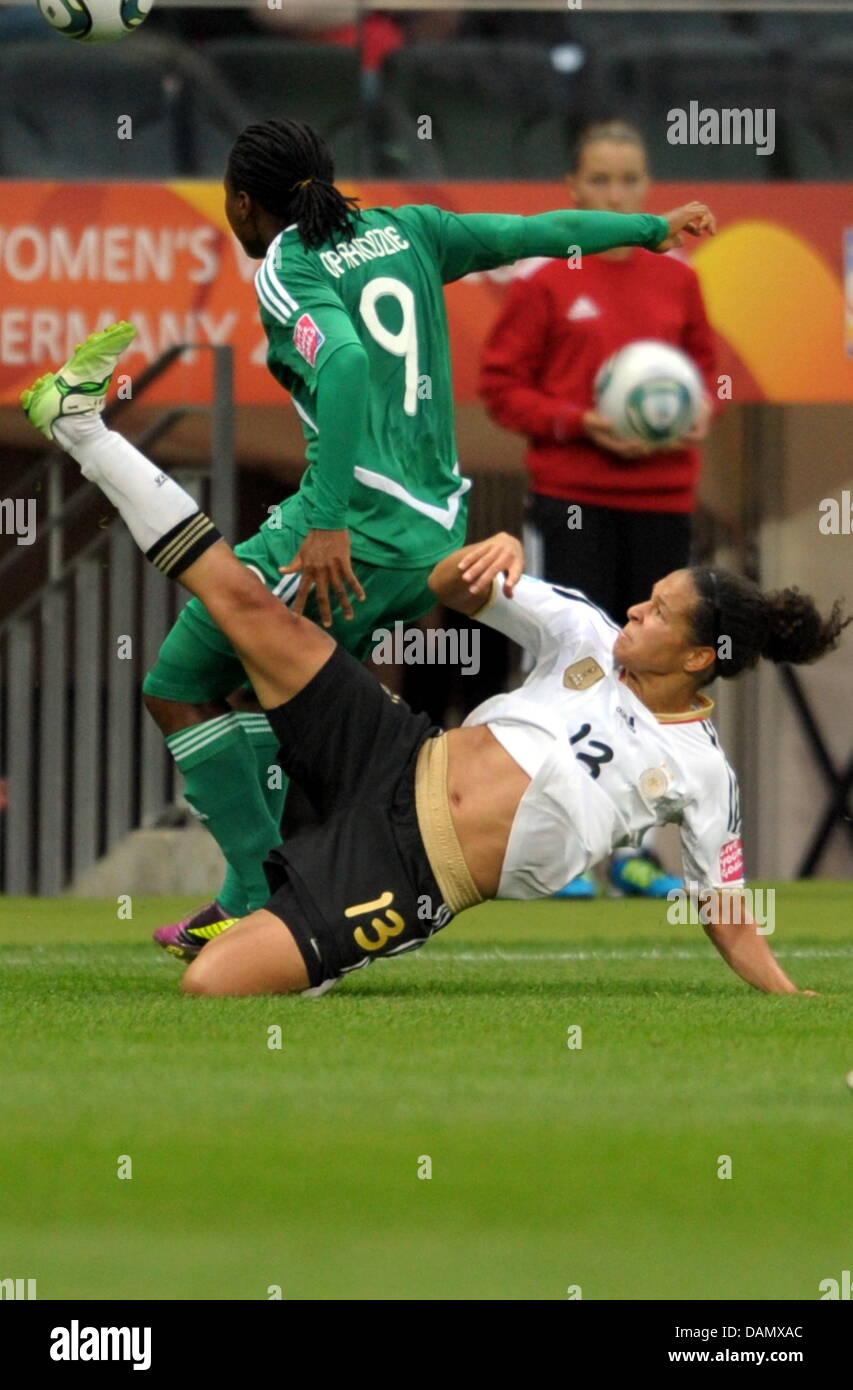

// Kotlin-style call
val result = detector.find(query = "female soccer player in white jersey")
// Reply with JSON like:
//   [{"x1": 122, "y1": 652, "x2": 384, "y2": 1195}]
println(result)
[{"x1": 22, "y1": 328, "x2": 849, "y2": 998}]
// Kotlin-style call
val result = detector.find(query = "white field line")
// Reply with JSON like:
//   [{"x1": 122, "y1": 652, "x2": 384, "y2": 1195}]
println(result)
[
  {"x1": 431, "y1": 946, "x2": 853, "y2": 963},
  {"x1": 0, "y1": 945, "x2": 850, "y2": 967}
]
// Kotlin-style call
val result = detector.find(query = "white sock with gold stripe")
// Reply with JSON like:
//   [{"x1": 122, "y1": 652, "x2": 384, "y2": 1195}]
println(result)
[
  {"x1": 53, "y1": 415, "x2": 218, "y2": 575},
  {"x1": 53, "y1": 415, "x2": 198, "y2": 553}
]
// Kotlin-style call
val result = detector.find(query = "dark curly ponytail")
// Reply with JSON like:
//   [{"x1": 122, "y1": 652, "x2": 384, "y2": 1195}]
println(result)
[
  {"x1": 227, "y1": 119, "x2": 361, "y2": 249},
  {"x1": 689, "y1": 567, "x2": 850, "y2": 685}
]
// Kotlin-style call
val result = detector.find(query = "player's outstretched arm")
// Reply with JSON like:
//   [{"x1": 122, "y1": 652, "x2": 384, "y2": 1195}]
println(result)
[
  {"x1": 429, "y1": 532, "x2": 524, "y2": 615},
  {"x1": 430, "y1": 203, "x2": 716, "y2": 282},
  {"x1": 520, "y1": 201, "x2": 717, "y2": 258},
  {"x1": 700, "y1": 893, "x2": 815, "y2": 995}
]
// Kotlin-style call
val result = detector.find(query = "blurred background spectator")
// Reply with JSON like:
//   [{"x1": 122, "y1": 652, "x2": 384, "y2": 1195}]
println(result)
[{"x1": 480, "y1": 119, "x2": 717, "y2": 899}]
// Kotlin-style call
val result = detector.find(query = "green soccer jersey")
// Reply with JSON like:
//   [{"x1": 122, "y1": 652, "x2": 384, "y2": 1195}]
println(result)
[{"x1": 255, "y1": 203, "x2": 669, "y2": 569}]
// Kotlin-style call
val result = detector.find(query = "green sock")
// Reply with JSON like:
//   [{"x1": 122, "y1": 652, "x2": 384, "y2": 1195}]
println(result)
[
  {"x1": 217, "y1": 864, "x2": 249, "y2": 920},
  {"x1": 217, "y1": 712, "x2": 288, "y2": 915},
  {"x1": 166, "y1": 713, "x2": 282, "y2": 917},
  {"x1": 215, "y1": 717, "x2": 288, "y2": 911},
  {"x1": 235, "y1": 712, "x2": 289, "y2": 816}
]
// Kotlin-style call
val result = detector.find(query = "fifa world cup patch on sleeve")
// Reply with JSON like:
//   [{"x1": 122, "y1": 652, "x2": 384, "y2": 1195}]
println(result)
[
  {"x1": 563, "y1": 657, "x2": 605, "y2": 690},
  {"x1": 293, "y1": 313, "x2": 326, "y2": 366},
  {"x1": 720, "y1": 837, "x2": 744, "y2": 883}
]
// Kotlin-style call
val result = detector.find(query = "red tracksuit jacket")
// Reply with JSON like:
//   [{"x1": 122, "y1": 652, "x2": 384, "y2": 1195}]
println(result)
[{"x1": 479, "y1": 248, "x2": 717, "y2": 512}]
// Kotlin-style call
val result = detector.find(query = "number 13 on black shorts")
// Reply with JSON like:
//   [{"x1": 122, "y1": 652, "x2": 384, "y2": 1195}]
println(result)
[{"x1": 345, "y1": 891, "x2": 406, "y2": 953}]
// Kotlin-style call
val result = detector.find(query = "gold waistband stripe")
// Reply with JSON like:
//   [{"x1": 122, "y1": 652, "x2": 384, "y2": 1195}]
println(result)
[{"x1": 415, "y1": 733, "x2": 484, "y2": 916}]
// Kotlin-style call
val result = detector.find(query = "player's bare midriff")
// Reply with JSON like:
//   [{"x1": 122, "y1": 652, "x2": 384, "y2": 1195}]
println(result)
[{"x1": 444, "y1": 724, "x2": 531, "y2": 898}]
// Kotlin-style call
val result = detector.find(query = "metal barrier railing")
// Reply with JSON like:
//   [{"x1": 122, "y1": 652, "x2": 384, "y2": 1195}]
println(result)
[{"x1": 0, "y1": 344, "x2": 234, "y2": 895}]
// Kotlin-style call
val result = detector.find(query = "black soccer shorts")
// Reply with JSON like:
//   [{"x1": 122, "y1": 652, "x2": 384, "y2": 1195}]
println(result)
[{"x1": 261, "y1": 645, "x2": 454, "y2": 991}]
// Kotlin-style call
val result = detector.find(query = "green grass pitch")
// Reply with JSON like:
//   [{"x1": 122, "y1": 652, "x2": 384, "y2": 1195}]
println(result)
[{"x1": 0, "y1": 884, "x2": 850, "y2": 1301}]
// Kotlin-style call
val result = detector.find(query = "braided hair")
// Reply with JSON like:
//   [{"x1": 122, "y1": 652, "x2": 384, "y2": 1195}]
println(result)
[
  {"x1": 689, "y1": 567, "x2": 850, "y2": 686},
  {"x1": 226, "y1": 119, "x2": 361, "y2": 249}
]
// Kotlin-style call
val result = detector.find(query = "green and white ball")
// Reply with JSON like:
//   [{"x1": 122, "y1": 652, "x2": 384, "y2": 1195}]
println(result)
[
  {"x1": 594, "y1": 339, "x2": 704, "y2": 449},
  {"x1": 37, "y1": 0, "x2": 153, "y2": 42}
]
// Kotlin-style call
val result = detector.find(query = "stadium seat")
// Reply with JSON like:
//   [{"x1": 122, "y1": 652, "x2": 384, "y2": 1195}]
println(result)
[
  {"x1": 0, "y1": 38, "x2": 248, "y2": 178},
  {"x1": 747, "y1": 11, "x2": 853, "y2": 51},
  {"x1": 567, "y1": 10, "x2": 736, "y2": 48},
  {"x1": 205, "y1": 40, "x2": 371, "y2": 178},
  {"x1": 376, "y1": 41, "x2": 573, "y2": 178},
  {"x1": 577, "y1": 35, "x2": 786, "y2": 180},
  {"x1": 787, "y1": 41, "x2": 853, "y2": 178},
  {"x1": 460, "y1": 9, "x2": 637, "y2": 46},
  {"x1": 461, "y1": 9, "x2": 735, "y2": 47},
  {"x1": 0, "y1": 8, "x2": 57, "y2": 38}
]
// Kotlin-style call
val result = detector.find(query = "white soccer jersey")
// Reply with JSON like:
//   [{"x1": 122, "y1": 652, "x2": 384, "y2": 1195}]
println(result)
[{"x1": 463, "y1": 576, "x2": 745, "y2": 899}]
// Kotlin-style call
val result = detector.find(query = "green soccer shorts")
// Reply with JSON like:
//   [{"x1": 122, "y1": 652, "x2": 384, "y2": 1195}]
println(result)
[{"x1": 142, "y1": 517, "x2": 440, "y2": 705}]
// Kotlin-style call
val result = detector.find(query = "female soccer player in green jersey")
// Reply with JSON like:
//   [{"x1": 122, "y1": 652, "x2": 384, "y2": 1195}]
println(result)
[{"x1": 136, "y1": 118, "x2": 716, "y2": 949}]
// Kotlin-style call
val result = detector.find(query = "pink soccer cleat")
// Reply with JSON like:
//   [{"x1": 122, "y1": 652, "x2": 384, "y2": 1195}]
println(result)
[{"x1": 153, "y1": 901, "x2": 239, "y2": 962}]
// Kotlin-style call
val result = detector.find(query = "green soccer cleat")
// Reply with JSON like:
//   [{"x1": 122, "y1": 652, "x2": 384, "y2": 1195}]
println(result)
[{"x1": 20, "y1": 321, "x2": 137, "y2": 441}]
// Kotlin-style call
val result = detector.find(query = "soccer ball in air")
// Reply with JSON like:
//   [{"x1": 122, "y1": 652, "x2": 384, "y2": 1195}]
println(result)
[
  {"x1": 594, "y1": 340, "x2": 704, "y2": 449},
  {"x1": 37, "y1": 0, "x2": 153, "y2": 42}
]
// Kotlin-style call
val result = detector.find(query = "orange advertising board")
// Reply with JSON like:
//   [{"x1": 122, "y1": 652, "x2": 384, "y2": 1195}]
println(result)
[{"x1": 1, "y1": 180, "x2": 851, "y2": 406}]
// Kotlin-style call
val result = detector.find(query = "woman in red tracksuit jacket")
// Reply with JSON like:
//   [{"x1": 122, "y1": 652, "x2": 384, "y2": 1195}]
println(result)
[
  {"x1": 480, "y1": 120, "x2": 718, "y2": 899},
  {"x1": 480, "y1": 119, "x2": 716, "y2": 623}
]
